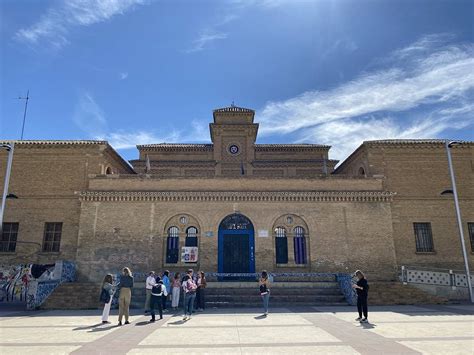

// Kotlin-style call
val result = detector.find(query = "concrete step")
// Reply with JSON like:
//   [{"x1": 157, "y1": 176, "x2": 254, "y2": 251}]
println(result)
[
  {"x1": 205, "y1": 288, "x2": 342, "y2": 296},
  {"x1": 206, "y1": 302, "x2": 348, "y2": 308},
  {"x1": 206, "y1": 295, "x2": 346, "y2": 302}
]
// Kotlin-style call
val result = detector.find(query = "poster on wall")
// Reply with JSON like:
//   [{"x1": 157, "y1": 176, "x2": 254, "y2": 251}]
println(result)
[
  {"x1": 258, "y1": 229, "x2": 269, "y2": 238},
  {"x1": 181, "y1": 247, "x2": 199, "y2": 263}
]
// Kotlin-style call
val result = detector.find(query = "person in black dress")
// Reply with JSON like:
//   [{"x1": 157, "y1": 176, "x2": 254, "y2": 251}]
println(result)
[{"x1": 352, "y1": 270, "x2": 369, "y2": 323}]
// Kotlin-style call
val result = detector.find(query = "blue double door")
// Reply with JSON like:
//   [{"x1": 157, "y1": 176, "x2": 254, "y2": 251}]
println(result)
[{"x1": 218, "y1": 214, "x2": 255, "y2": 274}]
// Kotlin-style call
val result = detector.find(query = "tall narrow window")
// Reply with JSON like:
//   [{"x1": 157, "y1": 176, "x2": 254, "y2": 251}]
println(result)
[
  {"x1": 1, "y1": 223, "x2": 19, "y2": 252},
  {"x1": 413, "y1": 223, "x2": 434, "y2": 253},
  {"x1": 275, "y1": 227, "x2": 288, "y2": 264},
  {"x1": 43, "y1": 222, "x2": 62, "y2": 252},
  {"x1": 468, "y1": 223, "x2": 474, "y2": 253},
  {"x1": 293, "y1": 226, "x2": 307, "y2": 264},
  {"x1": 166, "y1": 226, "x2": 179, "y2": 263},
  {"x1": 185, "y1": 226, "x2": 198, "y2": 247}
]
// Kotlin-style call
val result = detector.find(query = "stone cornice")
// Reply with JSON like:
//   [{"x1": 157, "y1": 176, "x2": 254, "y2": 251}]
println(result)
[
  {"x1": 79, "y1": 190, "x2": 395, "y2": 203},
  {"x1": 255, "y1": 144, "x2": 330, "y2": 151},
  {"x1": 0, "y1": 140, "x2": 107, "y2": 147},
  {"x1": 137, "y1": 144, "x2": 214, "y2": 152},
  {"x1": 130, "y1": 160, "x2": 217, "y2": 167},
  {"x1": 252, "y1": 159, "x2": 338, "y2": 167}
]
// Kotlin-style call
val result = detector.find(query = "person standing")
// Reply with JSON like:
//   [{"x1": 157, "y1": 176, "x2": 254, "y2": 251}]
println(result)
[
  {"x1": 100, "y1": 274, "x2": 115, "y2": 324},
  {"x1": 150, "y1": 276, "x2": 168, "y2": 322},
  {"x1": 196, "y1": 271, "x2": 207, "y2": 311},
  {"x1": 161, "y1": 270, "x2": 171, "y2": 312},
  {"x1": 118, "y1": 267, "x2": 134, "y2": 326},
  {"x1": 259, "y1": 270, "x2": 270, "y2": 316},
  {"x1": 352, "y1": 270, "x2": 369, "y2": 323},
  {"x1": 171, "y1": 272, "x2": 181, "y2": 310},
  {"x1": 145, "y1": 271, "x2": 155, "y2": 314},
  {"x1": 182, "y1": 269, "x2": 197, "y2": 320}
]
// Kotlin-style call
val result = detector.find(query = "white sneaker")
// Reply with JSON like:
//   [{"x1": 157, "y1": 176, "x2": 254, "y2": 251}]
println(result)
[
  {"x1": 360, "y1": 318, "x2": 368, "y2": 323},
  {"x1": 355, "y1": 317, "x2": 362, "y2": 321}
]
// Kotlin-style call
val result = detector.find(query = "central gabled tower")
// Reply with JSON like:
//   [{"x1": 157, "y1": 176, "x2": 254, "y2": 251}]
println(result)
[{"x1": 210, "y1": 105, "x2": 258, "y2": 176}]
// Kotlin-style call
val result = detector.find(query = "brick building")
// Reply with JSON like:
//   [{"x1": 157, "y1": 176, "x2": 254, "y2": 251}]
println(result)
[{"x1": 1, "y1": 106, "x2": 473, "y2": 283}]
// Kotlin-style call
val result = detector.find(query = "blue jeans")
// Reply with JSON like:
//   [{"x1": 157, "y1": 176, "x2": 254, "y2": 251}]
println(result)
[
  {"x1": 184, "y1": 292, "x2": 196, "y2": 316},
  {"x1": 261, "y1": 291, "x2": 270, "y2": 313}
]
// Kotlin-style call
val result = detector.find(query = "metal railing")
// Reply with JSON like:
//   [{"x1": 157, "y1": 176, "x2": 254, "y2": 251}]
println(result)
[{"x1": 401, "y1": 265, "x2": 474, "y2": 289}]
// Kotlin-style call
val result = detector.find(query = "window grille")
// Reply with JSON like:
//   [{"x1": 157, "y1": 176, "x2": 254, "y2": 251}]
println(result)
[
  {"x1": 1, "y1": 223, "x2": 18, "y2": 252},
  {"x1": 166, "y1": 226, "x2": 180, "y2": 263},
  {"x1": 293, "y1": 226, "x2": 307, "y2": 264},
  {"x1": 413, "y1": 223, "x2": 434, "y2": 252},
  {"x1": 275, "y1": 226, "x2": 288, "y2": 264},
  {"x1": 43, "y1": 222, "x2": 62, "y2": 252},
  {"x1": 185, "y1": 226, "x2": 198, "y2": 247}
]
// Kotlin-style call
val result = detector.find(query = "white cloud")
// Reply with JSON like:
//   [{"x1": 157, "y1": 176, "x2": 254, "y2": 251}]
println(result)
[
  {"x1": 73, "y1": 92, "x2": 107, "y2": 134},
  {"x1": 297, "y1": 105, "x2": 474, "y2": 161},
  {"x1": 15, "y1": 0, "x2": 149, "y2": 49},
  {"x1": 95, "y1": 119, "x2": 211, "y2": 150},
  {"x1": 185, "y1": 30, "x2": 228, "y2": 53},
  {"x1": 254, "y1": 34, "x2": 474, "y2": 160},
  {"x1": 119, "y1": 72, "x2": 129, "y2": 80}
]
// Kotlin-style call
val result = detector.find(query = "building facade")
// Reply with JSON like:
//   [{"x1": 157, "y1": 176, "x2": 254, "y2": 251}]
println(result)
[{"x1": 1, "y1": 106, "x2": 473, "y2": 283}]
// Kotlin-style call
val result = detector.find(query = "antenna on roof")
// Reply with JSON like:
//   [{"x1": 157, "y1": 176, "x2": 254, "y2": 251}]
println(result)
[{"x1": 17, "y1": 90, "x2": 30, "y2": 140}]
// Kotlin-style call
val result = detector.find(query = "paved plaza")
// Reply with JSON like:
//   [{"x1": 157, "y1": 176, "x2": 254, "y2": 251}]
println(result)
[{"x1": 0, "y1": 305, "x2": 473, "y2": 354}]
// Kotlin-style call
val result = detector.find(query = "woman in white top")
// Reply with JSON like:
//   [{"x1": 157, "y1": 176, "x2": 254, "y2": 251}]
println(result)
[{"x1": 145, "y1": 271, "x2": 156, "y2": 313}]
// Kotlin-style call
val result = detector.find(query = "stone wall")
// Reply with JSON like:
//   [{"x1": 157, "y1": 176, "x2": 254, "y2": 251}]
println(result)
[
  {"x1": 0, "y1": 142, "x2": 133, "y2": 266},
  {"x1": 334, "y1": 141, "x2": 474, "y2": 271},
  {"x1": 75, "y1": 193, "x2": 397, "y2": 282}
]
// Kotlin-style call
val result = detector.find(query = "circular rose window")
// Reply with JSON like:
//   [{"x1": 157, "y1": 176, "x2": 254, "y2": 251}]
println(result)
[{"x1": 228, "y1": 144, "x2": 239, "y2": 155}]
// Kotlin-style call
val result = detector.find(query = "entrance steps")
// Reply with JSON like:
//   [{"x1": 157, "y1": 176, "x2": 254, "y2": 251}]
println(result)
[
  {"x1": 204, "y1": 281, "x2": 347, "y2": 308},
  {"x1": 38, "y1": 279, "x2": 448, "y2": 310}
]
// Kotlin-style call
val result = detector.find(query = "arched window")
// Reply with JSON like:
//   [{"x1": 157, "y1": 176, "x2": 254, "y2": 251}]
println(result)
[
  {"x1": 166, "y1": 226, "x2": 179, "y2": 263},
  {"x1": 358, "y1": 167, "x2": 365, "y2": 176},
  {"x1": 275, "y1": 226, "x2": 288, "y2": 264},
  {"x1": 293, "y1": 226, "x2": 307, "y2": 264},
  {"x1": 185, "y1": 226, "x2": 198, "y2": 247},
  {"x1": 105, "y1": 166, "x2": 112, "y2": 174}
]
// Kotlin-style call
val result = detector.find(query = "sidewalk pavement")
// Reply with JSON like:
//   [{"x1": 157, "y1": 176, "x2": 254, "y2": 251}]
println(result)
[{"x1": 0, "y1": 304, "x2": 472, "y2": 354}]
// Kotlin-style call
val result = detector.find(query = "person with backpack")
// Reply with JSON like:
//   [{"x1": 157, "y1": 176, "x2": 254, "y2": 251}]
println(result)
[
  {"x1": 259, "y1": 270, "x2": 270, "y2": 316},
  {"x1": 171, "y1": 272, "x2": 181, "y2": 310},
  {"x1": 352, "y1": 269, "x2": 369, "y2": 323},
  {"x1": 99, "y1": 274, "x2": 116, "y2": 324},
  {"x1": 196, "y1": 271, "x2": 207, "y2": 311},
  {"x1": 182, "y1": 269, "x2": 197, "y2": 320},
  {"x1": 150, "y1": 276, "x2": 168, "y2": 322}
]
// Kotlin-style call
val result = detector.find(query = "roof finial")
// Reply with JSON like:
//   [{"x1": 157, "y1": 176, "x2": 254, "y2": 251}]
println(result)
[{"x1": 231, "y1": 100, "x2": 235, "y2": 107}]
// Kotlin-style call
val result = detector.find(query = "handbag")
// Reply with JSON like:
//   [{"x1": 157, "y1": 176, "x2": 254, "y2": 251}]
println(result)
[
  {"x1": 99, "y1": 288, "x2": 111, "y2": 303},
  {"x1": 259, "y1": 284, "x2": 268, "y2": 295}
]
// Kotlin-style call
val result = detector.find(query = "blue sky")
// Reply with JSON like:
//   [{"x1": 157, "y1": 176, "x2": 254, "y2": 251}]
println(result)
[{"x1": 1, "y1": 0, "x2": 473, "y2": 162}]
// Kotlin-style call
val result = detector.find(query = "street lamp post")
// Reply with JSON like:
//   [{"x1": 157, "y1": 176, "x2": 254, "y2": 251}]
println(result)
[
  {"x1": 0, "y1": 143, "x2": 15, "y2": 235},
  {"x1": 444, "y1": 140, "x2": 473, "y2": 303}
]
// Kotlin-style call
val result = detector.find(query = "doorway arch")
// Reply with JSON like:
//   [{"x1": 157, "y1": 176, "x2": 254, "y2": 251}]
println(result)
[{"x1": 218, "y1": 213, "x2": 255, "y2": 273}]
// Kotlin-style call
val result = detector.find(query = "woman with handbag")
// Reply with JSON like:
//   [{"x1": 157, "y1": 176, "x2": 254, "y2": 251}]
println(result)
[
  {"x1": 100, "y1": 274, "x2": 115, "y2": 324},
  {"x1": 259, "y1": 270, "x2": 270, "y2": 316}
]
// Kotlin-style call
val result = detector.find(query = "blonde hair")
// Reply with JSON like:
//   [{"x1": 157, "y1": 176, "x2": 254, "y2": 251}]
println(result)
[{"x1": 122, "y1": 267, "x2": 132, "y2": 276}]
